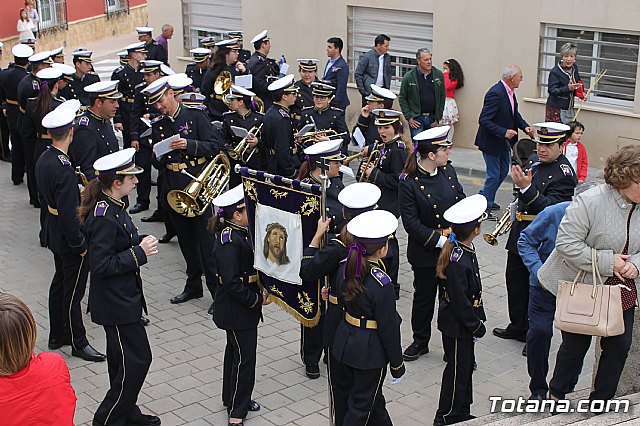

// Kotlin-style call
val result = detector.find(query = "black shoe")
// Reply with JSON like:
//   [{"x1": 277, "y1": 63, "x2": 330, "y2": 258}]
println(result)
[
  {"x1": 129, "y1": 203, "x2": 149, "y2": 214},
  {"x1": 125, "y1": 414, "x2": 161, "y2": 426},
  {"x1": 248, "y1": 400, "x2": 260, "y2": 411},
  {"x1": 207, "y1": 303, "x2": 214, "y2": 315},
  {"x1": 48, "y1": 337, "x2": 71, "y2": 350},
  {"x1": 141, "y1": 213, "x2": 162, "y2": 223},
  {"x1": 305, "y1": 363, "x2": 320, "y2": 379},
  {"x1": 529, "y1": 394, "x2": 545, "y2": 401},
  {"x1": 489, "y1": 203, "x2": 501, "y2": 210},
  {"x1": 151, "y1": 180, "x2": 157, "y2": 186},
  {"x1": 32, "y1": 200, "x2": 41, "y2": 208},
  {"x1": 403, "y1": 342, "x2": 429, "y2": 361},
  {"x1": 141, "y1": 315, "x2": 150, "y2": 326},
  {"x1": 484, "y1": 210, "x2": 498, "y2": 221},
  {"x1": 158, "y1": 233, "x2": 175, "y2": 244},
  {"x1": 72, "y1": 344, "x2": 106, "y2": 362},
  {"x1": 492, "y1": 327, "x2": 527, "y2": 342},
  {"x1": 170, "y1": 292, "x2": 202, "y2": 304},
  {"x1": 473, "y1": 361, "x2": 477, "y2": 370},
  {"x1": 522, "y1": 343, "x2": 527, "y2": 356},
  {"x1": 13, "y1": 180, "x2": 23, "y2": 186},
  {"x1": 228, "y1": 422, "x2": 243, "y2": 426}
]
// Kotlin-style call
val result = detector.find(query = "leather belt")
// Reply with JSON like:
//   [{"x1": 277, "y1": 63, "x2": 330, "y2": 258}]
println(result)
[
  {"x1": 5, "y1": 99, "x2": 18, "y2": 105},
  {"x1": 48, "y1": 205, "x2": 59, "y2": 216},
  {"x1": 121, "y1": 97, "x2": 135, "y2": 104},
  {"x1": 166, "y1": 157, "x2": 206, "y2": 172},
  {"x1": 37, "y1": 133, "x2": 52, "y2": 140},
  {"x1": 328, "y1": 294, "x2": 338, "y2": 305},
  {"x1": 436, "y1": 227, "x2": 452, "y2": 236},
  {"x1": 516, "y1": 212, "x2": 537, "y2": 222},
  {"x1": 345, "y1": 311, "x2": 377, "y2": 329},
  {"x1": 217, "y1": 273, "x2": 258, "y2": 285}
]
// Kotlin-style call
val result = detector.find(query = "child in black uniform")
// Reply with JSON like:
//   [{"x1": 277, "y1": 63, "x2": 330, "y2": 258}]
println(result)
[{"x1": 434, "y1": 194, "x2": 488, "y2": 425}]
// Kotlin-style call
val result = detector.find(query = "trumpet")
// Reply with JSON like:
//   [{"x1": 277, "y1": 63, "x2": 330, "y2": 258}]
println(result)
[
  {"x1": 483, "y1": 205, "x2": 512, "y2": 246},
  {"x1": 229, "y1": 123, "x2": 263, "y2": 164},
  {"x1": 342, "y1": 151, "x2": 366, "y2": 167},
  {"x1": 357, "y1": 145, "x2": 383, "y2": 182},
  {"x1": 167, "y1": 153, "x2": 231, "y2": 217}
]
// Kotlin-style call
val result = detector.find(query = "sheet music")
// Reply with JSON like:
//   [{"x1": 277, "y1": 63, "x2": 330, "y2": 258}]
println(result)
[
  {"x1": 231, "y1": 126, "x2": 249, "y2": 138},
  {"x1": 352, "y1": 128, "x2": 366, "y2": 148},
  {"x1": 296, "y1": 123, "x2": 315, "y2": 137},
  {"x1": 153, "y1": 134, "x2": 180, "y2": 159},
  {"x1": 235, "y1": 74, "x2": 252, "y2": 89}
]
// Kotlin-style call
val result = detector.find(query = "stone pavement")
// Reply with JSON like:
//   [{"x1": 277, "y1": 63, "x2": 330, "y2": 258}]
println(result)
[{"x1": 0, "y1": 153, "x2": 598, "y2": 425}]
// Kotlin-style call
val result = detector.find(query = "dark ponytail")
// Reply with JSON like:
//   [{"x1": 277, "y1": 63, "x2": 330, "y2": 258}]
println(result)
[
  {"x1": 77, "y1": 175, "x2": 124, "y2": 224},
  {"x1": 34, "y1": 81, "x2": 55, "y2": 123},
  {"x1": 436, "y1": 224, "x2": 479, "y2": 279},
  {"x1": 207, "y1": 206, "x2": 244, "y2": 234},
  {"x1": 401, "y1": 143, "x2": 440, "y2": 175},
  {"x1": 296, "y1": 159, "x2": 317, "y2": 180},
  {"x1": 343, "y1": 238, "x2": 387, "y2": 302}
]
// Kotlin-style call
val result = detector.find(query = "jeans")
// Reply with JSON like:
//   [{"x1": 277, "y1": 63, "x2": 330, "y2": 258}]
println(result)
[
  {"x1": 409, "y1": 114, "x2": 437, "y2": 141},
  {"x1": 527, "y1": 285, "x2": 556, "y2": 397},
  {"x1": 480, "y1": 150, "x2": 511, "y2": 208}
]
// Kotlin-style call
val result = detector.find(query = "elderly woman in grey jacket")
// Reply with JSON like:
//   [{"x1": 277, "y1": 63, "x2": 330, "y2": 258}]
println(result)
[{"x1": 538, "y1": 144, "x2": 640, "y2": 403}]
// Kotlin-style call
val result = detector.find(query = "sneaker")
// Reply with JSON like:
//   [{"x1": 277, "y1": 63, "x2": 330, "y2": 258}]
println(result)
[{"x1": 403, "y1": 342, "x2": 429, "y2": 361}]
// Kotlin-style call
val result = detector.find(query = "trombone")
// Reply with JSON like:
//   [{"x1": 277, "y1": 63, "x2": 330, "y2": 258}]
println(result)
[{"x1": 229, "y1": 123, "x2": 263, "y2": 164}]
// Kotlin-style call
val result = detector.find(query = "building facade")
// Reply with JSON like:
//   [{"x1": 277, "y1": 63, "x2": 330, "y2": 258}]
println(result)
[
  {"x1": 149, "y1": 0, "x2": 640, "y2": 167},
  {"x1": 1, "y1": 0, "x2": 147, "y2": 67}
]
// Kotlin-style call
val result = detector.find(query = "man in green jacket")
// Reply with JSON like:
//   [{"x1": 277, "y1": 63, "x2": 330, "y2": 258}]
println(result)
[{"x1": 399, "y1": 48, "x2": 446, "y2": 141}]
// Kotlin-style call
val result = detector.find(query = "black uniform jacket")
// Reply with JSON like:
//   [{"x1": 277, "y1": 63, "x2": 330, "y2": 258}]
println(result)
[
  {"x1": 35, "y1": 146, "x2": 87, "y2": 256},
  {"x1": 22, "y1": 97, "x2": 64, "y2": 149},
  {"x1": 291, "y1": 79, "x2": 313, "y2": 123},
  {"x1": 201, "y1": 64, "x2": 247, "y2": 120},
  {"x1": 438, "y1": 243, "x2": 487, "y2": 339},
  {"x1": 221, "y1": 109, "x2": 264, "y2": 170},
  {"x1": 130, "y1": 82, "x2": 160, "y2": 144},
  {"x1": 303, "y1": 174, "x2": 346, "y2": 234},
  {"x1": 86, "y1": 192, "x2": 148, "y2": 325},
  {"x1": 185, "y1": 63, "x2": 206, "y2": 91},
  {"x1": 151, "y1": 104, "x2": 223, "y2": 191},
  {"x1": 262, "y1": 103, "x2": 297, "y2": 178},
  {"x1": 353, "y1": 113, "x2": 379, "y2": 147},
  {"x1": 69, "y1": 109, "x2": 120, "y2": 180},
  {"x1": 246, "y1": 51, "x2": 279, "y2": 107},
  {"x1": 17, "y1": 73, "x2": 39, "y2": 112},
  {"x1": 363, "y1": 135, "x2": 409, "y2": 218},
  {"x1": 399, "y1": 161, "x2": 465, "y2": 268},
  {"x1": 213, "y1": 222, "x2": 262, "y2": 331},
  {"x1": 298, "y1": 106, "x2": 350, "y2": 153},
  {"x1": 59, "y1": 72, "x2": 100, "y2": 106},
  {"x1": 332, "y1": 262, "x2": 404, "y2": 371},
  {"x1": 113, "y1": 64, "x2": 143, "y2": 125},
  {"x1": 145, "y1": 40, "x2": 167, "y2": 64},
  {"x1": 506, "y1": 153, "x2": 577, "y2": 253},
  {"x1": 0, "y1": 64, "x2": 29, "y2": 125}
]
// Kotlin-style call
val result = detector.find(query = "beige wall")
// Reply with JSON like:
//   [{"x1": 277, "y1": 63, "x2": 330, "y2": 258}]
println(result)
[{"x1": 152, "y1": 0, "x2": 640, "y2": 167}]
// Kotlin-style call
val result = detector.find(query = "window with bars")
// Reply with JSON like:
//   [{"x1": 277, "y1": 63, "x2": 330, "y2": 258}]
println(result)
[
  {"x1": 347, "y1": 7, "x2": 433, "y2": 89},
  {"x1": 182, "y1": 0, "x2": 242, "y2": 51},
  {"x1": 106, "y1": 0, "x2": 129, "y2": 16},
  {"x1": 539, "y1": 26, "x2": 640, "y2": 108},
  {"x1": 37, "y1": 0, "x2": 67, "y2": 31}
]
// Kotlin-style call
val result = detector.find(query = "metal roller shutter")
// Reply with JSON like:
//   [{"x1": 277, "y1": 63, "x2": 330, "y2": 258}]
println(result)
[{"x1": 182, "y1": 0, "x2": 242, "y2": 50}]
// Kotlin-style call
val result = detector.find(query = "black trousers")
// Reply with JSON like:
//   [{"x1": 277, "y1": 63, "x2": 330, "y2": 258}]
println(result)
[
  {"x1": 0, "y1": 112, "x2": 9, "y2": 160},
  {"x1": 163, "y1": 197, "x2": 216, "y2": 299},
  {"x1": 328, "y1": 350, "x2": 350, "y2": 426},
  {"x1": 410, "y1": 266, "x2": 438, "y2": 347},
  {"x1": 435, "y1": 335, "x2": 475, "y2": 425},
  {"x1": 24, "y1": 137, "x2": 38, "y2": 204},
  {"x1": 549, "y1": 307, "x2": 635, "y2": 401},
  {"x1": 134, "y1": 145, "x2": 152, "y2": 206},
  {"x1": 157, "y1": 168, "x2": 176, "y2": 236},
  {"x1": 119, "y1": 106, "x2": 133, "y2": 149},
  {"x1": 301, "y1": 304, "x2": 325, "y2": 365},
  {"x1": 342, "y1": 365, "x2": 392, "y2": 426},
  {"x1": 49, "y1": 252, "x2": 90, "y2": 349},
  {"x1": 9, "y1": 122, "x2": 24, "y2": 184},
  {"x1": 385, "y1": 236, "x2": 400, "y2": 299},
  {"x1": 94, "y1": 322, "x2": 152, "y2": 425},
  {"x1": 505, "y1": 251, "x2": 530, "y2": 335},
  {"x1": 222, "y1": 328, "x2": 258, "y2": 419}
]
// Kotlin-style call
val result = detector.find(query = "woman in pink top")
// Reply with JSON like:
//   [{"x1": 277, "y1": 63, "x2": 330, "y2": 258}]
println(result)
[
  {"x1": 0, "y1": 293, "x2": 77, "y2": 426},
  {"x1": 441, "y1": 58, "x2": 464, "y2": 143}
]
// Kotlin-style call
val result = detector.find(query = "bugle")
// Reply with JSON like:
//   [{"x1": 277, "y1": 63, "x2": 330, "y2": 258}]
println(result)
[
  {"x1": 483, "y1": 205, "x2": 512, "y2": 246},
  {"x1": 356, "y1": 145, "x2": 383, "y2": 182},
  {"x1": 229, "y1": 123, "x2": 263, "y2": 164},
  {"x1": 342, "y1": 151, "x2": 366, "y2": 167}
]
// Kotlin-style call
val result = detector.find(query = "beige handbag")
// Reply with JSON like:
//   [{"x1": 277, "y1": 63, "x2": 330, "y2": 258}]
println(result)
[{"x1": 555, "y1": 249, "x2": 626, "y2": 337}]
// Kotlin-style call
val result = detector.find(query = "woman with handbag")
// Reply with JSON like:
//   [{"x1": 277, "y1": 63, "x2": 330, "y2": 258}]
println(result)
[{"x1": 538, "y1": 144, "x2": 640, "y2": 404}]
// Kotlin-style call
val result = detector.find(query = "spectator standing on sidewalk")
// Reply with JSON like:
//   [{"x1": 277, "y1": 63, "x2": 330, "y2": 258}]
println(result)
[
  {"x1": 17, "y1": 8, "x2": 35, "y2": 43},
  {"x1": 441, "y1": 58, "x2": 464, "y2": 143},
  {"x1": 25, "y1": 1, "x2": 39, "y2": 38},
  {"x1": 354, "y1": 34, "x2": 391, "y2": 106},
  {"x1": 155, "y1": 24, "x2": 174, "y2": 65},
  {"x1": 563, "y1": 120, "x2": 589, "y2": 183}
]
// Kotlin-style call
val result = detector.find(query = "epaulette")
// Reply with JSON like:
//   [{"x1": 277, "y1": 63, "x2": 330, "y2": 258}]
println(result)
[
  {"x1": 330, "y1": 106, "x2": 344, "y2": 113},
  {"x1": 32, "y1": 79, "x2": 40, "y2": 90},
  {"x1": 397, "y1": 141, "x2": 406, "y2": 149},
  {"x1": 560, "y1": 164, "x2": 574, "y2": 177},
  {"x1": 279, "y1": 109, "x2": 290, "y2": 118},
  {"x1": 58, "y1": 155, "x2": 71, "y2": 166},
  {"x1": 222, "y1": 110, "x2": 234, "y2": 116},
  {"x1": 134, "y1": 82, "x2": 146, "y2": 89},
  {"x1": 94, "y1": 200, "x2": 108, "y2": 217},
  {"x1": 27, "y1": 96, "x2": 37, "y2": 102},
  {"x1": 113, "y1": 66, "x2": 124, "y2": 74},
  {"x1": 450, "y1": 247, "x2": 463, "y2": 263},
  {"x1": 150, "y1": 115, "x2": 164, "y2": 125},
  {"x1": 399, "y1": 172, "x2": 408, "y2": 182},
  {"x1": 330, "y1": 237, "x2": 345, "y2": 247},
  {"x1": 221, "y1": 227, "x2": 232, "y2": 244},
  {"x1": 371, "y1": 267, "x2": 391, "y2": 286},
  {"x1": 78, "y1": 116, "x2": 90, "y2": 126},
  {"x1": 301, "y1": 106, "x2": 313, "y2": 111},
  {"x1": 254, "y1": 111, "x2": 265, "y2": 116}
]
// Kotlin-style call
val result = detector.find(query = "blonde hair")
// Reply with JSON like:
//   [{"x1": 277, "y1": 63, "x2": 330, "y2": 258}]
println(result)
[
  {"x1": 604, "y1": 145, "x2": 640, "y2": 190},
  {"x1": 0, "y1": 293, "x2": 37, "y2": 376}
]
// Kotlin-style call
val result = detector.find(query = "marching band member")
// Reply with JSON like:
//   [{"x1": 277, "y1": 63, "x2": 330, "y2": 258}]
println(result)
[
  {"x1": 434, "y1": 195, "x2": 488, "y2": 426},
  {"x1": 221, "y1": 85, "x2": 264, "y2": 185},
  {"x1": 399, "y1": 126, "x2": 465, "y2": 362},
  {"x1": 210, "y1": 184, "x2": 268, "y2": 426},
  {"x1": 493, "y1": 123, "x2": 577, "y2": 356},
  {"x1": 300, "y1": 182, "x2": 381, "y2": 425},
  {"x1": 143, "y1": 77, "x2": 224, "y2": 312},
  {"x1": 353, "y1": 84, "x2": 396, "y2": 148},
  {"x1": 262, "y1": 74, "x2": 299, "y2": 178},
  {"x1": 50, "y1": 47, "x2": 65, "y2": 64},
  {"x1": 201, "y1": 39, "x2": 248, "y2": 121},
  {"x1": 69, "y1": 81, "x2": 121, "y2": 180},
  {"x1": 297, "y1": 140, "x2": 346, "y2": 380},
  {"x1": 298, "y1": 82, "x2": 350, "y2": 155},
  {"x1": 169, "y1": 73, "x2": 195, "y2": 99},
  {"x1": 246, "y1": 30, "x2": 280, "y2": 108},
  {"x1": 359, "y1": 108, "x2": 408, "y2": 298},
  {"x1": 79, "y1": 148, "x2": 160, "y2": 426},
  {"x1": 112, "y1": 42, "x2": 147, "y2": 149},
  {"x1": 332, "y1": 209, "x2": 405, "y2": 425},
  {"x1": 58, "y1": 49, "x2": 100, "y2": 107},
  {"x1": 35, "y1": 104, "x2": 105, "y2": 362},
  {"x1": 291, "y1": 59, "x2": 319, "y2": 123},
  {"x1": 136, "y1": 26, "x2": 166, "y2": 64},
  {"x1": 185, "y1": 48, "x2": 210, "y2": 91},
  {"x1": 179, "y1": 92, "x2": 207, "y2": 110},
  {"x1": 227, "y1": 31, "x2": 251, "y2": 63}
]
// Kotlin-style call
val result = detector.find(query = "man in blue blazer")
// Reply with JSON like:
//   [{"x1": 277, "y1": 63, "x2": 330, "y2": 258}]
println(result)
[
  {"x1": 475, "y1": 65, "x2": 533, "y2": 213},
  {"x1": 323, "y1": 37, "x2": 350, "y2": 110}
]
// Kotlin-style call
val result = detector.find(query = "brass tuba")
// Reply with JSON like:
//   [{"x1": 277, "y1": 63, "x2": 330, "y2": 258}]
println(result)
[
  {"x1": 229, "y1": 123, "x2": 263, "y2": 164},
  {"x1": 214, "y1": 71, "x2": 232, "y2": 96},
  {"x1": 252, "y1": 96, "x2": 265, "y2": 113},
  {"x1": 166, "y1": 153, "x2": 231, "y2": 217}
]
